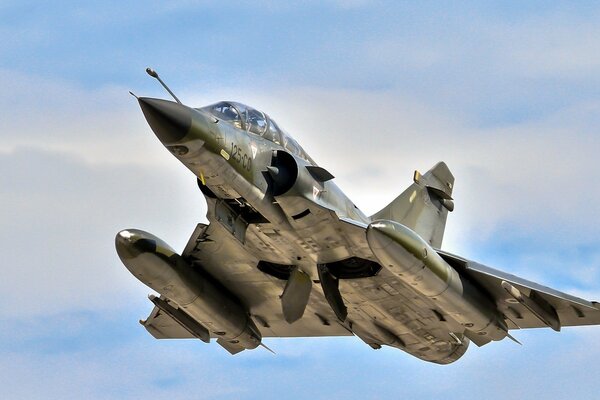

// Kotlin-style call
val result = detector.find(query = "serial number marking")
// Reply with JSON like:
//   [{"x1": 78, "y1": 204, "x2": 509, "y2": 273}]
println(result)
[{"x1": 229, "y1": 142, "x2": 252, "y2": 171}]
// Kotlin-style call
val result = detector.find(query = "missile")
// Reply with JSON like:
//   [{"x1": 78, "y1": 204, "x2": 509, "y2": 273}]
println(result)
[
  {"x1": 501, "y1": 280, "x2": 561, "y2": 331},
  {"x1": 366, "y1": 220, "x2": 508, "y2": 341},
  {"x1": 115, "y1": 229, "x2": 262, "y2": 350}
]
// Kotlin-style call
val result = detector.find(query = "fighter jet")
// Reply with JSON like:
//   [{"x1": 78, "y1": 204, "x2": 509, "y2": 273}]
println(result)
[{"x1": 116, "y1": 68, "x2": 600, "y2": 364}]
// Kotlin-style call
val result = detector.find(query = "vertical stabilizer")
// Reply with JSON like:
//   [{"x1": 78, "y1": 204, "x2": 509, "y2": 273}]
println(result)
[{"x1": 370, "y1": 162, "x2": 454, "y2": 248}]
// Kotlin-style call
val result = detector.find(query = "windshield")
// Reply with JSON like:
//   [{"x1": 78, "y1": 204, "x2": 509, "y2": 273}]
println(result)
[
  {"x1": 263, "y1": 117, "x2": 281, "y2": 145},
  {"x1": 205, "y1": 101, "x2": 313, "y2": 162},
  {"x1": 208, "y1": 102, "x2": 242, "y2": 129},
  {"x1": 246, "y1": 108, "x2": 268, "y2": 135}
]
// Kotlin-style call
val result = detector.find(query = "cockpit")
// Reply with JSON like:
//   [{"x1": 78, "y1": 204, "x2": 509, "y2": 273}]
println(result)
[{"x1": 201, "y1": 101, "x2": 311, "y2": 162}]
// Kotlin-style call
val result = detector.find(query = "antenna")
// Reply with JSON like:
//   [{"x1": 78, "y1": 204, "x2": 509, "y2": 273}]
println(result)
[
  {"x1": 145, "y1": 67, "x2": 182, "y2": 104},
  {"x1": 260, "y1": 342, "x2": 276, "y2": 354}
]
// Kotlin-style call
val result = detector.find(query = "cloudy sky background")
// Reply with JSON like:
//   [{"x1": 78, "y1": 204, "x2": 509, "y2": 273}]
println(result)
[{"x1": 2, "y1": 1, "x2": 600, "y2": 398}]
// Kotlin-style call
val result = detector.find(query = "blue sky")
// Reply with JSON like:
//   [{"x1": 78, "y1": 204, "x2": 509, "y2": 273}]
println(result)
[{"x1": 2, "y1": 1, "x2": 600, "y2": 398}]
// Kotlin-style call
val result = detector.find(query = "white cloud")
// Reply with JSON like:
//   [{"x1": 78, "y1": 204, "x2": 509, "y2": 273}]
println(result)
[
  {"x1": 0, "y1": 147, "x2": 203, "y2": 318},
  {"x1": 0, "y1": 68, "x2": 185, "y2": 168},
  {"x1": 489, "y1": 14, "x2": 600, "y2": 78}
]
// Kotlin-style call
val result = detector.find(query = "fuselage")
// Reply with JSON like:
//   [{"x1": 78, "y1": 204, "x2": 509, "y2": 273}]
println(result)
[
  {"x1": 140, "y1": 98, "x2": 370, "y2": 266},
  {"x1": 126, "y1": 97, "x2": 510, "y2": 364}
]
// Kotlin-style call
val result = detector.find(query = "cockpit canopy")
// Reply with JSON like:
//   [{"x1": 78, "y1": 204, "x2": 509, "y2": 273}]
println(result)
[{"x1": 202, "y1": 101, "x2": 311, "y2": 162}]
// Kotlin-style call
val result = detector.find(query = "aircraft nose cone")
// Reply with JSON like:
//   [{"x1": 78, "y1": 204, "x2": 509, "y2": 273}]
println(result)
[
  {"x1": 116, "y1": 229, "x2": 135, "y2": 245},
  {"x1": 115, "y1": 229, "x2": 140, "y2": 260},
  {"x1": 138, "y1": 97, "x2": 192, "y2": 144}
]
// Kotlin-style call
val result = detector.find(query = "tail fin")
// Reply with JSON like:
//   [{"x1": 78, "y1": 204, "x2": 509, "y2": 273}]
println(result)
[{"x1": 370, "y1": 162, "x2": 454, "y2": 249}]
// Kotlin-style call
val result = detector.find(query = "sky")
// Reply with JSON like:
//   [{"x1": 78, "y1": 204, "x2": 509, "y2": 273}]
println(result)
[{"x1": 2, "y1": 1, "x2": 600, "y2": 398}]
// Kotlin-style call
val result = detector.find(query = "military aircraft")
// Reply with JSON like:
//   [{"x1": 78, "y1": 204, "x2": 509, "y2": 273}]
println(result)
[{"x1": 116, "y1": 68, "x2": 600, "y2": 364}]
